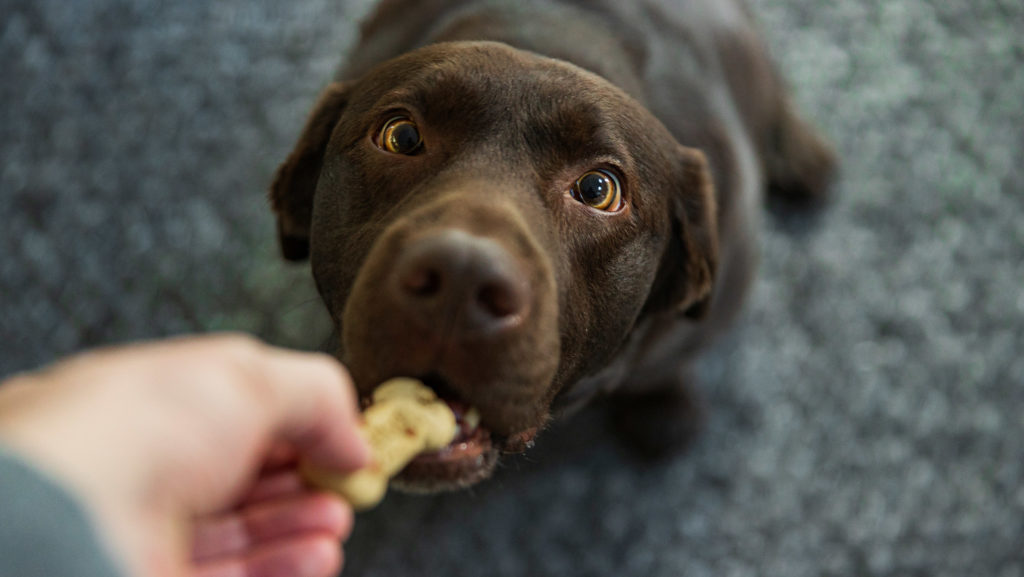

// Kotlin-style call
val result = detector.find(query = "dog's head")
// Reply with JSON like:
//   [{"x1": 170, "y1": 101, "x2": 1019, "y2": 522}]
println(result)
[{"x1": 271, "y1": 41, "x2": 717, "y2": 491}]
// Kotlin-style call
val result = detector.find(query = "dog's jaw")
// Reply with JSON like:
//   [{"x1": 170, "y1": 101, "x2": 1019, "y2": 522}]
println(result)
[{"x1": 392, "y1": 446, "x2": 500, "y2": 493}]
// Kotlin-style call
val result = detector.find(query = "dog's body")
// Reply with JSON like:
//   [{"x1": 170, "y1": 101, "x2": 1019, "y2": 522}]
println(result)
[{"x1": 272, "y1": 0, "x2": 834, "y2": 489}]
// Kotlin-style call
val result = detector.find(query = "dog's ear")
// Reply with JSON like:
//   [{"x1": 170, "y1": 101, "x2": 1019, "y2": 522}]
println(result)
[
  {"x1": 647, "y1": 146, "x2": 719, "y2": 319},
  {"x1": 269, "y1": 82, "x2": 348, "y2": 261}
]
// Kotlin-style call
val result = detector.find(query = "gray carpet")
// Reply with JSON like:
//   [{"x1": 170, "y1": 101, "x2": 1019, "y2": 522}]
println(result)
[{"x1": 2, "y1": 1, "x2": 1022, "y2": 575}]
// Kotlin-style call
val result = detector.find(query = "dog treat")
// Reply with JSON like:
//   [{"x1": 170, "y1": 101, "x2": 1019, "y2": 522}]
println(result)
[{"x1": 301, "y1": 377, "x2": 457, "y2": 511}]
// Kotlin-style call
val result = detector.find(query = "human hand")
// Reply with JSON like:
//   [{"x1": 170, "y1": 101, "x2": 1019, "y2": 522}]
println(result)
[{"x1": 0, "y1": 334, "x2": 370, "y2": 577}]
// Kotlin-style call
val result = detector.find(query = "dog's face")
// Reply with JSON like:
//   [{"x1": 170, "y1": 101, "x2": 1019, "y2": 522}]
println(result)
[{"x1": 271, "y1": 41, "x2": 717, "y2": 491}]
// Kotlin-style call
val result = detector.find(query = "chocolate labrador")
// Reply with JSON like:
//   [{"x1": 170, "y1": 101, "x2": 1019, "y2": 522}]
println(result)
[{"x1": 269, "y1": 0, "x2": 835, "y2": 492}]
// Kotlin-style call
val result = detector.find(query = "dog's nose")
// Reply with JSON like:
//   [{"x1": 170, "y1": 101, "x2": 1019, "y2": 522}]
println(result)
[{"x1": 392, "y1": 230, "x2": 530, "y2": 337}]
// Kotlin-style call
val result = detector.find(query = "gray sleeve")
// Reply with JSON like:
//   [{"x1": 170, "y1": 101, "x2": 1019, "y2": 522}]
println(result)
[{"x1": 0, "y1": 446, "x2": 126, "y2": 577}]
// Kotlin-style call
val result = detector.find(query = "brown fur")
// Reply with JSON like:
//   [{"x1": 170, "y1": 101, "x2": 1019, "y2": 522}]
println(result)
[{"x1": 270, "y1": 0, "x2": 835, "y2": 488}]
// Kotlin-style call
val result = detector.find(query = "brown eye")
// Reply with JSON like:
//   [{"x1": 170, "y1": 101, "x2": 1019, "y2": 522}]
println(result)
[
  {"x1": 572, "y1": 169, "x2": 623, "y2": 212},
  {"x1": 378, "y1": 117, "x2": 422, "y2": 154}
]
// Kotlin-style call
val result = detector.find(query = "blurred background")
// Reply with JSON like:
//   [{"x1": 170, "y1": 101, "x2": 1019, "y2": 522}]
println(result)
[{"x1": 1, "y1": 0, "x2": 1022, "y2": 575}]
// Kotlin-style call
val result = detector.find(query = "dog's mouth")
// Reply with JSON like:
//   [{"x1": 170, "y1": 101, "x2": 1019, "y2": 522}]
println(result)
[{"x1": 362, "y1": 374, "x2": 539, "y2": 492}]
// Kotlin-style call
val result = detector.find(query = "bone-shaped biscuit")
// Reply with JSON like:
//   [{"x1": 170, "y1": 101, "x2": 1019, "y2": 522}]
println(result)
[{"x1": 301, "y1": 378, "x2": 457, "y2": 511}]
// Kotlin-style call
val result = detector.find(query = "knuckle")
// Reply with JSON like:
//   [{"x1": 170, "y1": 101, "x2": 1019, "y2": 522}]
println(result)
[
  {"x1": 310, "y1": 352, "x2": 347, "y2": 376},
  {"x1": 194, "y1": 334, "x2": 272, "y2": 397},
  {"x1": 308, "y1": 354, "x2": 353, "y2": 393},
  {"x1": 209, "y1": 332, "x2": 264, "y2": 355}
]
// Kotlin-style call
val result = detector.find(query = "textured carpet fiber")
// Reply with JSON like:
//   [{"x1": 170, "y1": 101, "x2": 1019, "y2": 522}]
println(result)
[{"x1": 2, "y1": 1, "x2": 1022, "y2": 575}]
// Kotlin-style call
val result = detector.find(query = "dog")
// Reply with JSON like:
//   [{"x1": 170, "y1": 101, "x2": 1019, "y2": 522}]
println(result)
[{"x1": 269, "y1": 0, "x2": 835, "y2": 492}]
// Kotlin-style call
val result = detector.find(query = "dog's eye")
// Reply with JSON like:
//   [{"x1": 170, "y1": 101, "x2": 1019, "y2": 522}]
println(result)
[
  {"x1": 572, "y1": 169, "x2": 623, "y2": 212},
  {"x1": 378, "y1": 117, "x2": 423, "y2": 155}
]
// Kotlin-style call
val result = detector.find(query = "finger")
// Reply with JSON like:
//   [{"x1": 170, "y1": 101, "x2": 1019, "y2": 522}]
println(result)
[
  {"x1": 151, "y1": 335, "x2": 370, "y2": 472},
  {"x1": 192, "y1": 535, "x2": 343, "y2": 577},
  {"x1": 192, "y1": 493, "x2": 353, "y2": 562},
  {"x1": 249, "y1": 347, "x2": 370, "y2": 472},
  {"x1": 239, "y1": 471, "x2": 306, "y2": 506}
]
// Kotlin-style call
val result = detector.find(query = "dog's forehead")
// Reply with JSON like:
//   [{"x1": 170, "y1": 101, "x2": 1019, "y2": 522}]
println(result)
[
  {"x1": 407, "y1": 42, "x2": 604, "y2": 91},
  {"x1": 364, "y1": 42, "x2": 645, "y2": 127}
]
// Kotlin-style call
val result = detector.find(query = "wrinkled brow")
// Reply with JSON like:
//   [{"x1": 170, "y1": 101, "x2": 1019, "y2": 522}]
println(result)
[{"x1": 517, "y1": 96, "x2": 629, "y2": 168}]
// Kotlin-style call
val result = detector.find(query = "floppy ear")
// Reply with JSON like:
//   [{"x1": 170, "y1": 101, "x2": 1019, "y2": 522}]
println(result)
[
  {"x1": 647, "y1": 147, "x2": 719, "y2": 319},
  {"x1": 269, "y1": 82, "x2": 348, "y2": 261}
]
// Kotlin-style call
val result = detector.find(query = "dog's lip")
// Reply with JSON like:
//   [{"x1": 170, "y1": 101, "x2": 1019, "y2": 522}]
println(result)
[
  {"x1": 412, "y1": 422, "x2": 492, "y2": 464},
  {"x1": 356, "y1": 376, "x2": 540, "y2": 483},
  {"x1": 416, "y1": 397, "x2": 489, "y2": 459},
  {"x1": 396, "y1": 421, "x2": 536, "y2": 490},
  {"x1": 398, "y1": 399, "x2": 495, "y2": 488},
  {"x1": 405, "y1": 397, "x2": 537, "y2": 466}
]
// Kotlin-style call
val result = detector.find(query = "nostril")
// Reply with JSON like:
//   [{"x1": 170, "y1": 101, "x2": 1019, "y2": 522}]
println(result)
[
  {"x1": 477, "y1": 280, "x2": 523, "y2": 319},
  {"x1": 390, "y1": 230, "x2": 532, "y2": 335},
  {"x1": 403, "y1": 267, "x2": 443, "y2": 298}
]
